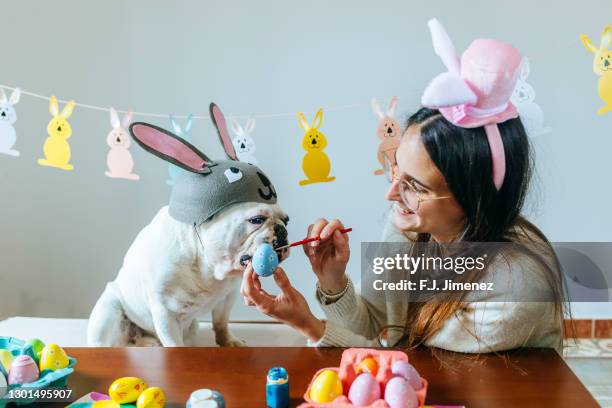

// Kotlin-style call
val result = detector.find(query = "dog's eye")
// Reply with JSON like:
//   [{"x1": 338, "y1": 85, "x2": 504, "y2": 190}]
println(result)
[
  {"x1": 248, "y1": 216, "x2": 267, "y2": 225},
  {"x1": 224, "y1": 167, "x2": 243, "y2": 183}
]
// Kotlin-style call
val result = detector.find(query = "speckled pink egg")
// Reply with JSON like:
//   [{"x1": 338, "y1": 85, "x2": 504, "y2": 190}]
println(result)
[
  {"x1": 384, "y1": 376, "x2": 418, "y2": 408},
  {"x1": 8, "y1": 355, "x2": 39, "y2": 385},
  {"x1": 348, "y1": 372, "x2": 381, "y2": 406},
  {"x1": 391, "y1": 360, "x2": 423, "y2": 390}
]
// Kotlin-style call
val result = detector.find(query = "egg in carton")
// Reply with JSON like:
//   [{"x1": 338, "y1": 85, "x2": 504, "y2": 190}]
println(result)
[{"x1": 299, "y1": 348, "x2": 428, "y2": 408}]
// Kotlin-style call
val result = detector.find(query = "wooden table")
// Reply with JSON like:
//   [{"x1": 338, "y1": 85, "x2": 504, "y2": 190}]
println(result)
[{"x1": 42, "y1": 347, "x2": 597, "y2": 407}]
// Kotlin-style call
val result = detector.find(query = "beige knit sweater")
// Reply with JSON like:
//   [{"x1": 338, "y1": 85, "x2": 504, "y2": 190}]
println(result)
[{"x1": 312, "y1": 218, "x2": 563, "y2": 352}]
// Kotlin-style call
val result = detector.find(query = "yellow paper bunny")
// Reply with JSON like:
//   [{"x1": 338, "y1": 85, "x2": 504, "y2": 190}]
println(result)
[
  {"x1": 297, "y1": 108, "x2": 335, "y2": 186},
  {"x1": 581, "y1": 25, "x2": 612, "y2": 115},
  {"x1": 38, "y1": 96, "x2": 75, "y2": 170}
]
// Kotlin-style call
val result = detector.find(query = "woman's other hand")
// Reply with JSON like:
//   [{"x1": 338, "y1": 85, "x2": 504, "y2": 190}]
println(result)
[{"x1": 240, "y1": 263, "x2": 325, "y2": 342}]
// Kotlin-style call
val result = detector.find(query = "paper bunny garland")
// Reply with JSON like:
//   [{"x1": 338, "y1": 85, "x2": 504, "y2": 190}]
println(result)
[
  {"x1": 231, "y1": 118, "x2": 259, "y2": 165},
  {"x1": 105, "y1": 108, "x2": 140, "y2": 180},
  {"x1": 0, "y1": 88, "x2": 21, "y2": 157},
  {"x1": 371, "y1": 96, "x2": 401, "y2": 176},
  {"x1": 166, "y1": 114, "x2": 193, "y2": 186},
  {"x1": 580, "y1": 25, "x2": 612, "y2": 115},
  {"x1": 38, "y1": 96, "x2": 76, "y2": 171},
  {"x1": 510, "y1": 58, "x2": 552, "y2": 137},
  {"x1": 297, "y1": 108, "x2": 335, "y2": 186},
  {"x1": 129, "y1": 103, "x2": 278, "y2": 225}
]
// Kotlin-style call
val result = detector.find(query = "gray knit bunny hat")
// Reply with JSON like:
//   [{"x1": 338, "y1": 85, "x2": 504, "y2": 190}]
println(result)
[{"x1": 129, "y1": 103, "x2": 278, "y2": 225}]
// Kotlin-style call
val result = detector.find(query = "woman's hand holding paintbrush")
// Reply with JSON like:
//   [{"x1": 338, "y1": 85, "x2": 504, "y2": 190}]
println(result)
[{"x1": 302, "y1": 219, "x2": 351, "y2": 294}]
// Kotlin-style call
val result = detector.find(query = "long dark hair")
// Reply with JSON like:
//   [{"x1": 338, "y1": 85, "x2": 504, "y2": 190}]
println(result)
[
  {"x1": 408, "y1": 107, "x2": 531, "y2": 241},
  {"x1": 394, "y1": 108, "x2": 568, "y2": 349}
]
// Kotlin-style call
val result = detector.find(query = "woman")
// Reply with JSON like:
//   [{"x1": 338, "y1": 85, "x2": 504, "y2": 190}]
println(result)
[{"x1": 240, "y1": 20, "x2": 566, "y2": 352}]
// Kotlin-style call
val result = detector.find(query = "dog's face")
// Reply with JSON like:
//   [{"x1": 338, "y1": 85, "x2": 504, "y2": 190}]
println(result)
[{"x1": 198, "y1": 201, "x2": 289, "y2": 279}]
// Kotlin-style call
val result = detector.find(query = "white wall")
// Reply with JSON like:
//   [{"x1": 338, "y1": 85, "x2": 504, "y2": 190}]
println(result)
[{"x1": 0, "y1": 0, "x2": 610, "y2": 320}]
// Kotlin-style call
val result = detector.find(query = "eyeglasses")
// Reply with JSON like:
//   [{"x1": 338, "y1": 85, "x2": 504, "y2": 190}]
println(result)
[{"x1": 385, "y1": 165, "x2": 452, "y2": 212}]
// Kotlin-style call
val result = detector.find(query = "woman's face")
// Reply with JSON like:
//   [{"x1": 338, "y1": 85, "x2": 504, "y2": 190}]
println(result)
[{"x1": 385, "y1": 125, "x2": 466, "y2": 242}]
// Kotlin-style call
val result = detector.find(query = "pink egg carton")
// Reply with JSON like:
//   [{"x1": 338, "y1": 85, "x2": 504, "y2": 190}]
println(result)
[{"x1": 298, "y1": 348, "x2": 428, "y2": 408}]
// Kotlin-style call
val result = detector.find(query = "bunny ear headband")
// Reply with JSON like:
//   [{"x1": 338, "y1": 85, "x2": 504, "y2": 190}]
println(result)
[
  {"x1": 421, "y1": 19, "x2": 522, "y2": 190},
  {"x1": 129, "y1": 103, "x2": 277, "y2": 225}
]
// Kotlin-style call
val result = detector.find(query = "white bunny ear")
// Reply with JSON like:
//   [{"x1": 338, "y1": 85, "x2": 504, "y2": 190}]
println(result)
[
  {"x1": 185, "y1": 114, "x2": 193, "y2": 134},
  {"x1": 520, "y1": 57, "x2": 530, "y2": 81},
  {"x1": 422, "y1": 72, "x2": 477, "y2": 108},
  {"x1": 428, "y1": 18, "x2": 461, "y2": 75},
  {"x1": 0, "y1": 88, "x2": 7, "y2": 104},
  {"x1": 169, "y1": 115, "x2": 182, "y2": 134},
  {"x1": 231, "y1": 119, "x2": 244, "y2": 136},
  {"x1": 122, "y1": 109, "x2": 134, "y2": 129},
  {"x1": 110, "y1": 107, "x2": 120, "y2": 129},
  {"x1": 371, "y1": 98, "x2": 384, "y2": 119},
  {"x1": 245, "y1": 118, "x2": 255, "y2": 134},
  {"x1": 9, "y1": 88, "x2": 20, "y2": 105},
  {"x1": 386, "y1": 96, "x2": 398, "y2": 117}
]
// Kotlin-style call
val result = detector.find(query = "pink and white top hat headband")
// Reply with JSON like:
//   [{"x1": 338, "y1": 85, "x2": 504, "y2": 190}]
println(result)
[{"x1": 421, "y1": 19, "x2": 523, "y2": 190}]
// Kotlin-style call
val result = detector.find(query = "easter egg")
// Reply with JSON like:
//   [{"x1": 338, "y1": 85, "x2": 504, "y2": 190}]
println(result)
[
  {"x1": 391, "y1": 360, "x2": 423, "y2": 390},
  {"x1": 108, "y1": 377, "x2": 148, "y2": 404},
  {"x1": 25, "y1": 339, "x2": 45, "y2": 358},
  {"x1": 187, "y1": 388, "x2": 225, "y2": 408},
  {"x1": 0, "y1": 349, "x2": 13, "y2": 373},
  {"x1": 39, "y1": 344, "x2": 69, "y2": 371},
  {"x1": 348, "y1": 372, "x2": 381, "y2": 406},
  {"x1": 384, "y1": 376, "x2": 418, "y2": 408},
  {"x1": 137, "y1": 386, "x2": 166, "y2": 408},
  {"x1": 8, "y1": 355, "x2": 39, "y2": 385},
  {"x1": 355, "y1": 357, "x2": 379, "y2": 376},
  {"x1": 309, "y1": 369, "x2": 343, "y2": 403},
  {"x1": 252, "y1": 243, "x2": 279, "y2": 277}
]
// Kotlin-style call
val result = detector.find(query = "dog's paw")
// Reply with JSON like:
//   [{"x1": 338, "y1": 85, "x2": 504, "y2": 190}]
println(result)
[{"x1": 217, "y1": 335, "x2": 246, "y2": 347}]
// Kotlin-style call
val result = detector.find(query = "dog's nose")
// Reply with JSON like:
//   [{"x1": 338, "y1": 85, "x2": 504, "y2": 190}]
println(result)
[
  {"x1": 273, "y1": 224, "x2": 288, "y2": 248},
  {"x1": 311, "y1": 138, "x2": 317, "y2": 145},
  {"x1": 387, "y1": 126, "x2": 393, "y2": 134},
  {"x1": 57, "y1": 126, "x2": 62, "y2": 132},
  {"x1": 1, "y1": 111, "x2": 5, "y2": 117},
  {"x1": 240, "y1": 143, "x2": 246, "y2": 149},
  {"x1": 605, "y1": 59, "x2": 610, "y2": 68}
]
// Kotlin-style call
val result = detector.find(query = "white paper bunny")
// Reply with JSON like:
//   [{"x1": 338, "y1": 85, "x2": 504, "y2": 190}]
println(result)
[
  {"x1": 105, "y1": 108, "x2": 139, "y2": 180},
  {"x1": 230, "y1": 118, "x2": 258, "y2": 165},
  {"x1": 511, "y1": 58, "x2": 552, "y2": 138},
  {"x1": 0, "y1": 88, "x2": 21, "y2": 157},
  {"x1": 167, "y1": 114, "x2": 193, "y2": 186}
]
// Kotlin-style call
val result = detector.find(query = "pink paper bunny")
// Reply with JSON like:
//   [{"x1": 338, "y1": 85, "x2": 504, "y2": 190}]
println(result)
[
  {"x1": 105, "y1": 108, "x2": 139, "y2": 181},
  {"x1": 371, "y1": 97, "x2": 401, "y2": 176}
]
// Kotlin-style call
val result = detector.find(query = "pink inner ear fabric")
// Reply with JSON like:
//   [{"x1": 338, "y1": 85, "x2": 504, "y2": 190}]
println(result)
[
  {"x1": 212, "y1": 105, "x2": 238, "y2": 160},
  {"x1": 132, "y1": 124, "x2": 207, "y2": 170}
]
